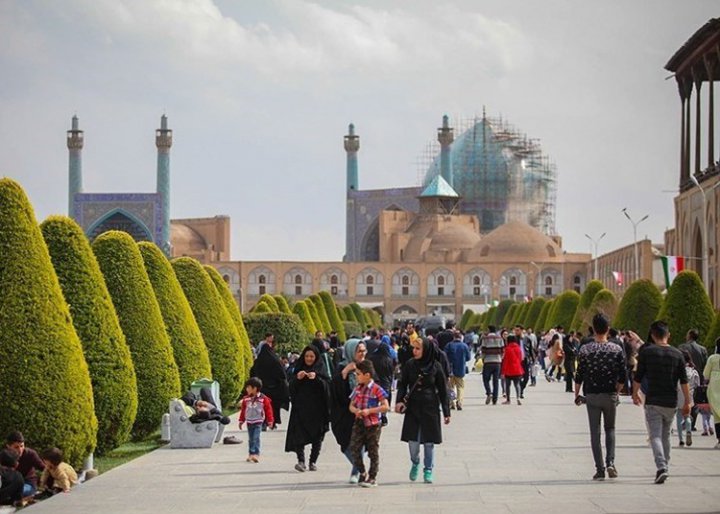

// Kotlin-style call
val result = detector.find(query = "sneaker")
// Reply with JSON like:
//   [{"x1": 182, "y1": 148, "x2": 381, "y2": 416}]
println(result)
[
  {"x1": 251, "y1": 455, "x2": 259, "y2": 463},
  {"x1": 246, "y1": 456, "x2": 253, "y2": 462},
  {"x1": 701, "y1": 430, "x2": 709, "y2": 436},
  {"x1": 349, "y1": 473, "x2": 360, "y2": 484},
  {"x1": 409, "y1": 463, "x2": 419, "y2": 481},
  {"x1": 485, "y1": 395, "x2": 491, "y2": 405},
  {"x1": 358, "y1": 473, "x2": 367, "y2": 484},
  {"x1": 710, "y1": 427, "x2": 715, "y2": 435},
  {"x1": 592, "y1": 470, "x2": 605, "y2": 481},
  {"x1": 457, "y1": 404, "x2": 463, "y2": 411},
  {"x1": 423, "y1": 469, "x2": 433, "y2": 483},
  {"x1": 606, "y1": 465, "x2": 618, "y2": 478},
  {"x1": 679, "y1": 441, "x2": 685, "y2": 447},
  {"x1": 360, "y1": 478, "x2": 377, "y2": 488},
  {"x1": 308, "y1": 462, "x2": 317, "y2": 471},
  {"x1": 517, "y1": 399, "x2": 522, "y2": 405},
  {"x1": 655, "y1": 469, "x2": 668, "y2": 484},
  {"x1": 294, "y1": 462, "x2": 307, "y2": 472},
  {"x1": 686, "y1": 432, "x2": 692, "y2": 447}
]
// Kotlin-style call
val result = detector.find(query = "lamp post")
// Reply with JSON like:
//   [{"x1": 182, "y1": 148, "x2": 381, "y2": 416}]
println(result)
[
  {"x1": 621, "y1": 208, "x2": 648, "y2": 281},
  {"x1": 584, "y1": 233, "x2": 606, "y2": 280},
  {"x1": 689, "y1": 175, "x2": 720, "y2": 292},
  {"x1": 529, "y1": 261, "x2": 542, "y2": 297}
]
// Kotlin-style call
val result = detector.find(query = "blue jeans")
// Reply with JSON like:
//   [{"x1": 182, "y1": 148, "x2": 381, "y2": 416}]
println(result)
[
  {"x1": 409, "y1": 441, "x2": 434, "y2": 471},
  {"x1": 23, "y1": 482, "x2": 37, "y2": 497},
  {"x1": 343, "y1": 446, "x2": 366, "y2": 475},
  {"x1": 675, "y1": 409, "x2": 692, "y2": 442},
  {"x1": 645, "y1": 404, "x2": 675, "y2": 471},
  {"x1": 482, "y1": 362, "x2": 501, "y2": 401},
  {"x1": 247, "y1": 423, "x2": 262, "y2": 455}
]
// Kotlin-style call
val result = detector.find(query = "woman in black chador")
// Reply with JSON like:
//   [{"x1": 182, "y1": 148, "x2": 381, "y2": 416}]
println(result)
[
  {"x1": 250, "y1": 341, "x2": 290, "y2": 426},
  {"x1": 285, "y1": 346, "x2": 331, "y2": 471}
]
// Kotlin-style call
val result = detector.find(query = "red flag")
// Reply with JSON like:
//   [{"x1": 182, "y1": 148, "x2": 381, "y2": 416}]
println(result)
[{"x1": 612, "y1": 271, "x2": 623, "y2": 286}]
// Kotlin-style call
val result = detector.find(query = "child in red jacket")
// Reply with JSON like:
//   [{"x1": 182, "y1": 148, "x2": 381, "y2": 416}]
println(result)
[
  {"x1": 502, "y1": 335, "x2": 524, "y2": 405},
  {"x1": 237, "y1": 377, "x2": 275, "y2": 462}
]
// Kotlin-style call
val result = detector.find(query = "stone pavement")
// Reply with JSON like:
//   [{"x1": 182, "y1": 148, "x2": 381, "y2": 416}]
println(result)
[{"x1": 24, "y1": 372, "x2": 720, "y2": 513}]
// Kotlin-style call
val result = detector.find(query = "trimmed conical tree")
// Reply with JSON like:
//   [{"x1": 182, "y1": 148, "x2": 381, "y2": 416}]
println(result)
[
  {"x1": 613, "y1": 279, "x2": 663, "y2": 339},
  {"x1": 362, "y1": 309, "x2": 374, "y2": 328},
  {"x1": 523, "y1": 297, "x2": 546, "y2": 330},
  {"x1": 93, "y1": 231, "x2": 181, "y2": 438},
  {"x1": 172, "y1": 257, "x2": 244, "y2": 405},
  {"x1": 343, "y1": 305, "x2": 358, "y2": 323},
  {"x1": 337, "y1": 305, "x2": 347, "y2": 321},
  {"x1": 570, "y1": 280, "x2": 604, "y2": 332},
  {"x1": 306, "y1": 299, "x2": 324, "y2": 330},
  {"x1": 547, "y1": 290, "x2": 581, "y2": 331},
  {"x1": 0, "y1": 179, "x2": 97, "y2": 467},
  {"x1": 243, "y1": 312, "x2": 308, "y2": 355},
  {"x1": 273, "y1": 294, "x2": 292, "y2": 314},
  {"x1": 138, "y1": 242, "x2": 212, "y2": 392},
  {"x1": 484, "y1": 306, "x2": 498, "y2": 329},
  {"x1": 502, "y1": 304, "x2": 519, "y2": 328},
  {"x1": 467, "y1": 312, "x2": 483, "y2": 332},
  {"x1": 459, "y1": 309, "x2": 474, "y2": 331},
  {"x1": 41, "y1": 216, "x2": 137, "y2": 455},
  {"x1": 536, "y1": 299, "x2": 554, "y2": 333},
  {"x1": 253, "y1": 301, "x2": 272, "y2": 314},
  {"x1": 350, "y1": 303, "x2": 366, "y2": 327},
  {"x1": 658, "y1": 270, "x2": 715, "y2": 347},
  {"x1": 293, "y1": 300, "x2": 317, "y2": 336},
  {"x1": 513, "y1": 303, "x2": 529, "y2": 327},
  {"x1": 205, "y1": 265, "x2": 254, "y2": 384},
  {"x1": 319, "y1": 291, "x2": 347, "y2": 341},
  {"x1": 582, "y1": 289, "x2": 618, "y2": 330},
  {"x1": 495, "y1": 300, "x2": 515, "y2": 329},
  {"x1": 309, "y1": 294, "x2": 333, "y2": 334},
  {"x1": 258, "y1": 293, "x2": 280, "y2": 312},
  {"x1": 706, "y1": 310, "x2": 720, "y2": 350}
]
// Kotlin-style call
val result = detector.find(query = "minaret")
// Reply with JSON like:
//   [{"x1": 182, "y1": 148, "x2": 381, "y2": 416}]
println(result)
[
  {"x1": 344, "y1": 123, "x2": 360, "y2": 261},
  {"x1": 437, "y1": 114, "x2": 454, "y2": 188},
  {"x1": 155, "y1": 115, "x2": 172, "y2": 256},
  {"x1": 67, "y1": 115, "x2": 84, "y2": 216}
]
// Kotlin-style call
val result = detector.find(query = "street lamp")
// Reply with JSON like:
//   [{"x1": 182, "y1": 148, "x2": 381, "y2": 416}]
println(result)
[
  {"x1": 584, "y1": 233, "x2": 606, "y2": 280},
  {"x1": 690, "y1": 174, "x2": 720, "y2": 292},
  {"x1": 621, "y1": 208, "x2": 648, "y2": 281},
  {"x1": 529, "y1": 261, "x2": 542, "y2": 297}
]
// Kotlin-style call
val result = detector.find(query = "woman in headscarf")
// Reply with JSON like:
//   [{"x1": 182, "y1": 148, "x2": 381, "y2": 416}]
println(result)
[
  {"x1": 367, "y1": 339, "x2": 396, "y2": 426},
  {"x1": 330, "y1": 338, "x2": 368, "y2": 483},
  {"x1": 249, "y1": 338, "x2": 290, "y2": 426},
  {"x1": 285, "y1": 346, "x2": 330, "y2": 472},
  {"x1": 703, "y1": 338, "x2": 720, "y2": 449},
  {"x1": 395, "y1": 337, "x2": 450, "y2": 485}
]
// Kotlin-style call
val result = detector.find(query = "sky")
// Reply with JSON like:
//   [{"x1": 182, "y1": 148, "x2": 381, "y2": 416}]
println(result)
[{"x1": 1, "y1": 1, "x2": 717, "y2": 261}]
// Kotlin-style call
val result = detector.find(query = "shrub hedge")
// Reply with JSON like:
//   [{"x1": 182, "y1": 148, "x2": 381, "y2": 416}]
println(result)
[
  {"x1": 253, "y1": 301, "x2": 272, "y2": 314},
  {"x1": 343, "y1": 321, "x2": 364, "y2": 339},
  {"x1": 513, "y1": 303, "x2": 529, "y2": 327},
  {"x1": 292, "y1": 300, "x2": 317, "y2": 336},
  {"x1": 93, "y1": 231, "x2": 181, "y2": 438},
  {"x1": 484, "y1": 306, "x2": 498, "y2": 330},
  {"x1": 613, "y1": 279, "x2": 663, "y2": 338},
  {"x1": 41, "y1": 216, "x2": 137, "y2": 455},
  {"x1": 707, "y1": 310, "x2": 720, "y2": 350},
  {"x1": 467, "y1": 312, "x2": 483, "y2": 332},
  {"x1": 343, "y1": 305, "x2": 358, "y2": 323},
  {"x1": 309, "y1": 294, "x2": 333, "y2": 334},
  {"x1": 306, "y1": 299, "x2": 323, "y2": 331},
  {"x1": 501, "y1": 304, "x2": 519, "y2": 328},
  {"x1": 337, "y1": 306, "x2": 347, "y2": 321},
  {"x1": 0, "y1": 180, "x2": 97, "y2": 467},
  {"x1": 658, "y1": 270, "x2": 715, "y2": 347},
  {"x1": 273, "y1": 294, "x2": 292, "y2": 314},
  {"x1": 494, "y1": 300, "x2": 515, "y2": 329},
  {"x1": 350, "y1": 303, "x2": 367, "y2": 328},
  {"x1": 570, "y1": 279, "x2": 604, "y2": 332},
  {"x1": 172, "y1": 257, "x2": 244, "y2": 406},
  {"x1": 319, "y1": 291, "x2": 347, "y2": 341},
  {"x1": 458, "y1": 309, "x2": 473, "y2": 331},
  {"x1": 581, "y1": 289, "x2": 618, "y2": 331},
  {"x1": 523, "y1": 297, "x2": 546, "y2": 330},
  {"x1": 546, "y1": 290, "x2": 580, "y2": 331},
  {"x1": 258, "y1": 293, "x2": 280, "y2": 312},
  {"x1": 536, "y1": 299, "x2": 554, "y2": 333},
  {"x1": 243, "y1": 312, "x2": 309, "y2": 354}
]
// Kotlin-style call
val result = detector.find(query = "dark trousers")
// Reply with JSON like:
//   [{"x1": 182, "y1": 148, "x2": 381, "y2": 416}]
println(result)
[
  {"x1": 482, "y1": 362, "x2": 502, "y2": 402},
  {"x1": 350, "y1": 420, "x2": 381, "y2": 479},
  {"x1": 585, "y1": 393, "x2": 618, "y2": 471},
  {"x1": 564, "y1": 367, "x2": 575, "y2": 392},
  {"x1": 504, "y1": 376, "x2": 521, "y2": 400},
  {"x1": 520, "y1": 361, "x2": 530, "y2": 392},
  {"x1": 296, "y1": 439, "x2": 322, "y2": 464}
]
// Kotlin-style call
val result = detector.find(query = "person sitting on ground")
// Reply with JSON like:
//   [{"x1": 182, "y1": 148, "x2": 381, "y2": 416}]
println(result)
[
  {"x1": 37, "y1": 447, "x2": 77, "y2": 496},
  {"x1": 4, "y1": 431, "x2": 44, "y2": 500},
  {"x1": 0, "y1": 449, "x2": 24, "y2": 506}
]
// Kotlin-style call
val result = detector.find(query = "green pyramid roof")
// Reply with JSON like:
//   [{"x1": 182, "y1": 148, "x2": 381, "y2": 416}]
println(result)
[{"x1": 420, "y1": 175, "x2": 459, "y2": 198}]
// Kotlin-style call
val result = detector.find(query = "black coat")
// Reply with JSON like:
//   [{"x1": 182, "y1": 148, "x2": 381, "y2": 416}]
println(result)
[
  {"x1": 330, "y1": 364, "x2": 355, "y2": 452},
  {"x1": 368, "y1": 343, "x2": 395, "y2": 395},
  {"x1": 284, "y1": 364, "x2": 330, "y2": 451},
  {"x1": 249, "y1": 345, "x2": 290, "y2": 423},
  {"x1": 397, "y1": 359, "x2": 450, "y2": 444}
]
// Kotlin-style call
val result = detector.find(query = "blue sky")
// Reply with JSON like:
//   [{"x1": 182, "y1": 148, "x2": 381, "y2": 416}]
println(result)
[{"x1": 1, "y1": 1, "x2": 717, "y2": 260}]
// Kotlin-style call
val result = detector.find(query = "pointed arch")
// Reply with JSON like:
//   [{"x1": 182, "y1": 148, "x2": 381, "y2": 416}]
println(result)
[
  {"x1": 87, "y1": 208, "x2": 153, "y2": 242},
  {"x1": 391, "y1": 268, "x2": 420, "y2": 297}
]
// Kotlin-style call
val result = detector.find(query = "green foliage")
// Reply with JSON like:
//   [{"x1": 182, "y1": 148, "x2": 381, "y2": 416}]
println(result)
[
  {"x1": 467, "y1": 312, "x2": 483, "y2": 332},
  {"x1": 292, "y1": 300, "x2": 317, "y2": 336},
  {"x1": 362, "y1": 309, "x2": 373, "y2": 328},
  {"x1": 536, "y1": 299, "x2": 555, "y2": 333},
  {"x1": 484, "y1": 306, "x2": 498, "y2": 329},
  {"x1": 273, "y1": 294, "x2": 291, "y2": 314},
  {"x1": 205, "y1": 265, "x2": 254, "y2": 386},
  {"x1": 0, "y1": 180, "x2": 97, "y2": 467},
  {"x1": 93, "y1": 231, "x2": 180, "y2": 438},
  {"x1": 658, "y1": 270, "x2": 715, "y2": 347},
  {"x1": 337, "y1": 306, "x2": 347, "y2": 321},
  {"x1": 570, "y1": 280, "x2": 605, "y2": 332},
  {"x1": 343, "y1": 305, "x2": 358, "y2": 323},
  {"x1": 350, "y1": 303, "x2": 367, "y2": 328},
  {"x1": 582, "y1": 289, "x2": 618, "y2": 330},
  {"x1": 306, "y1": 299, "x2": 323, "y2": 331},
  {"x1": 41, "y1": 216, "x2": 137, "y2": 455},
  {"x1": 258, "y1": 293, "x2": 280, "y2": 312},
  {"x1": 243, "y1": 312, "x2": 309, "y2": 354},
  {"x1": 613, "y1": 279, "x2": 663, "y2": 338},
  {"x1": 547, "y1": 291, "x2": 581, "y2": 332},
  {"x1": 494, "y1": 300, "x2": 515, "y2": 328},
  {"x1": 513, "y1": 303, "x2": 529, "y2": 327},
  {"x1": 343, "y1": 321, "x2": 363, "y2": 339},
  {"x1": 309, "y1": 295, "x2": 332, "y2": 333},
  {"x1": 501, "y1": 304, "x2": 519, "y2": 328},
  {"x1": 319, "y1": 291, "x2": 347, "y2": 341},
  {"x1": 706, "y1": 310, "x2": 720, "y2": 350},
  {"x1": 523, "y1": 297, "x2": 546, "y2": 330},
  {"x1": 370, "y1": 309, "x2": 383, "y2": 328},
  {"x1": 172, "y1": 257, "x2": 244, "y2": 406},
  {"x1": 458, "y1": 309, "x2": 474, "y2": 331},
  {"x1": 138, "y1": 243, "x2": 212, "y2": 392}
]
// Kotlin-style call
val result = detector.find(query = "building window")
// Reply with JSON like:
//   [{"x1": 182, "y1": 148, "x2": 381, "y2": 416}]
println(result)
[
  {"x1": 295, "y1": 274, "x2": 302, "y2": 284},
  {"x1": 473, "y1": 276, "x2": 480, "y2": 286},
  {"x1": 574, "y1": 286, "x2": 581, "y2": 293},
  {"x1": 331, "y1": 285, "x2": 338, "y2": 295},
  {"x1": 402, "y1": 275, "x2": 409, "y2": 286},
  {"x1": 295, "y1": 285, "x2": 302, "y2": 296},
  {"x1": 546, "y1": 287, "x2": 553, "y2": 296},
  {"x1": 367, "y1": 275, "x2": 374, "y2": 285},
  {"x1": 545, "y1": 276, "x2": 553, "y2": 285},
  {"x1": 259, "y1": 275, "x2": 266, "y2": 284},
  {"x1": 367, "y1": 286, "x2": 374, "y2": 295},
  {"x1": 473, "y1": 286, "x2": 480, "y2": 296},
  {"x1": 331, "y1": 274, "x2": 338, "y2": 285},
  {"x1": 438, "y1": 286, "x2": 445, "y2": 296},
  {"x1": 510, "y1": 276, "x2": 517, "y2": 286},
  {"x1": 259, "y1": 285, "x2": 266, "y2": 295},
  {"x1": 402, "y1": 286, "x2": 409, "y2": 296},
  {"x1": 573, "y1": 276, "x2": 581, "y2": 284},
  {"x1": 438, "y1": 276, "x2": 445, "y2": 286},
  {"x1": 223, "y1": 274, "x2": 230, "y2": 283},
  {"x1": 510, "y1": 287, "x2": 516, "y2": 296}
]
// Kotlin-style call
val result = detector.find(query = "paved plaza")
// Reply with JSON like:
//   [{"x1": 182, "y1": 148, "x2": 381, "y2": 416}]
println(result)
[{"x1": 23, "y1": 372, "x2": 720, "y2": 514}]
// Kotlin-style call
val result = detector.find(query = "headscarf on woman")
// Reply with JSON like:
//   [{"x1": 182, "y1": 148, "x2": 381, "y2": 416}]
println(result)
[
  {"x1": 250, "y1": 342, "x2": 290, "y2": 423},
  {"x1": 417, "y1": 337, "x2": 439, "y2": 374},
  {"x1": 293, "y1": 346, "x2": 329, "y2": 379},
  {"x1": 338, "y1": 338, "x2": 362, "y2": 388}
]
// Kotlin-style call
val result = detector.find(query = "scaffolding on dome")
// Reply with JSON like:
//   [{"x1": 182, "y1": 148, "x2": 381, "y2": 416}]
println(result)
[{"x1": 419, "y1": 111, "x2": 557, "y2": 236}]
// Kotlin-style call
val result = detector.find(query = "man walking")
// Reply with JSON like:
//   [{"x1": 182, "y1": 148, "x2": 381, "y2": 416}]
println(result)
[
  {"x1": 481, "y1": 325, "x2": 504, "y2": 405},
  {"x1": 446, "y1": 330, "x2": 471, "y2": 410},
  {"x1": 633, "y1": 320, "x2": 691, "y2": 484},
  {"x1": 574, "y1": 314, "x2": 626, "y2": 481},
  {"x1": 679, "y1": 328, "x2": 708, "y2": 431}
]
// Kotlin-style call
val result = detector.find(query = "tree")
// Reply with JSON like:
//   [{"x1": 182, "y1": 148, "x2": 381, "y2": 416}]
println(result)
[
  {"x1": 706, "y1": 310, "x2": 720, "y2": 351},
  {"x1": 458, "y1": 309, "x2": 474, "y2": 331},
  {"x1": 343, "y1": 305, "x2": 358, "y2": 323},
  {"x1": 319, "y1": 291, "x2": 347, "y2": 341},
  {"x1": 362, "y1": 309, "x2": 374, "y2": 328},
  {"x1": 292, "y1": 300, "x2": 317, "y2": 336},
  {"x1": 139, "y1": 242, "x2": 212, "y2": 392},
  {"x1": 243, "y1": 312, "x2": 309, "y2": 354},
  {"x1": 258, "y1": 293, "x2": 280, "y2": 312},
  {"x1": 536, "y1": 300, "x2": 554, "y2": 333},
  {"x1": 251, "y1": 300, "x2": 272, "y2": 313},
  {"x1": 41, "y1": 216, "x2": 137, "y2": 455},
  {"x1": 309, "y1": 294, "x2": 332, "y2": 334},
  {"x1": 658, "y1": 270, "x2": 715, "y2": 347},
  {"x1": 570, "y1": 280, "x2": 604, "y2": 332},
  {"x1": 582, "y1": 289, "x2": 618, "y2": 330},
  {"x1": 613, "y1": 279, "x2": 663, "y2": 339},
  {"x1": 484, "y1": 306, "x2": 498, "y2": 330},
  {"x1": 93, "y1": 231, "x2": 181, "y2": 438},
  {"x1": 0, "y1": 180, "x2": 97, "y2": 467},
  {"x1": 273, "y1": 294, "x2": 292, "y2": 314},
  {"x1": 350, "y1": 303, "x2": 367, "y2": 328},
  {"x1": 343, "y1": 321, "x2": 363, "y2": 338},
  {"x1": 337, "y1": 305, "x2": 347, "y2": 321},
  {"x1": 172, "y1": 257, "x2": 244, "y2": 406},
  {"x1": 205, "y1": 265, "x2": 254, "y2": 385},
  {"x1": 467, "y1": 312, "x2": 483, "y2": 332},
  {"x1": 494, "y1": 300, "x2": 515, "y2": 328},
  {"x1": 546, "y1": 291, "x2": 581, "y2": 331},
  {"x1": 502, "y1": 304, "x2": 519, "y2": 328},
  {"x1": 523, "y1": 297, "x2": 546, "y2": 330},
  {"x1": 513, "y1": 303, "x2": 530, "y2": 327}
]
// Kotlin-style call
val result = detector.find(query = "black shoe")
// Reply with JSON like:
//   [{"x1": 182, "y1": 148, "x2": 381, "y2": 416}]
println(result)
[
  {"x1": 223, "y1": 435, "x2": 242, "y2": 445},
  {"x1": 357, "y1": 473, "x2": 367, "y2": 484},
  {"x1": 308, "y1": 462, "x2": 317, "y2": 471},
  {"x1": 654, "y1": 469, "x2": 668, "y2": 484},
  {"x1": 220, "y1": 416, "x2": 231, "y2": 425},
  {"x1": 457, "y1": 404, "x2": 463, "y2": 411},
  {"x1": 294, "y1": 462, "x2": 307, "y2": 472},
  {"x1": 592, "y1": 469, "x2": 605, "y2": 481},
  {"x1": 606, "y1": 465, "x2": 618, "y2": 478}
]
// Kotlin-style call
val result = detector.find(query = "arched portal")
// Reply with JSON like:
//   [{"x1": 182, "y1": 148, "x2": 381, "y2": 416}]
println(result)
[{"x1": 87, "y1": 209, "x2": 153, "y2": 242}]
